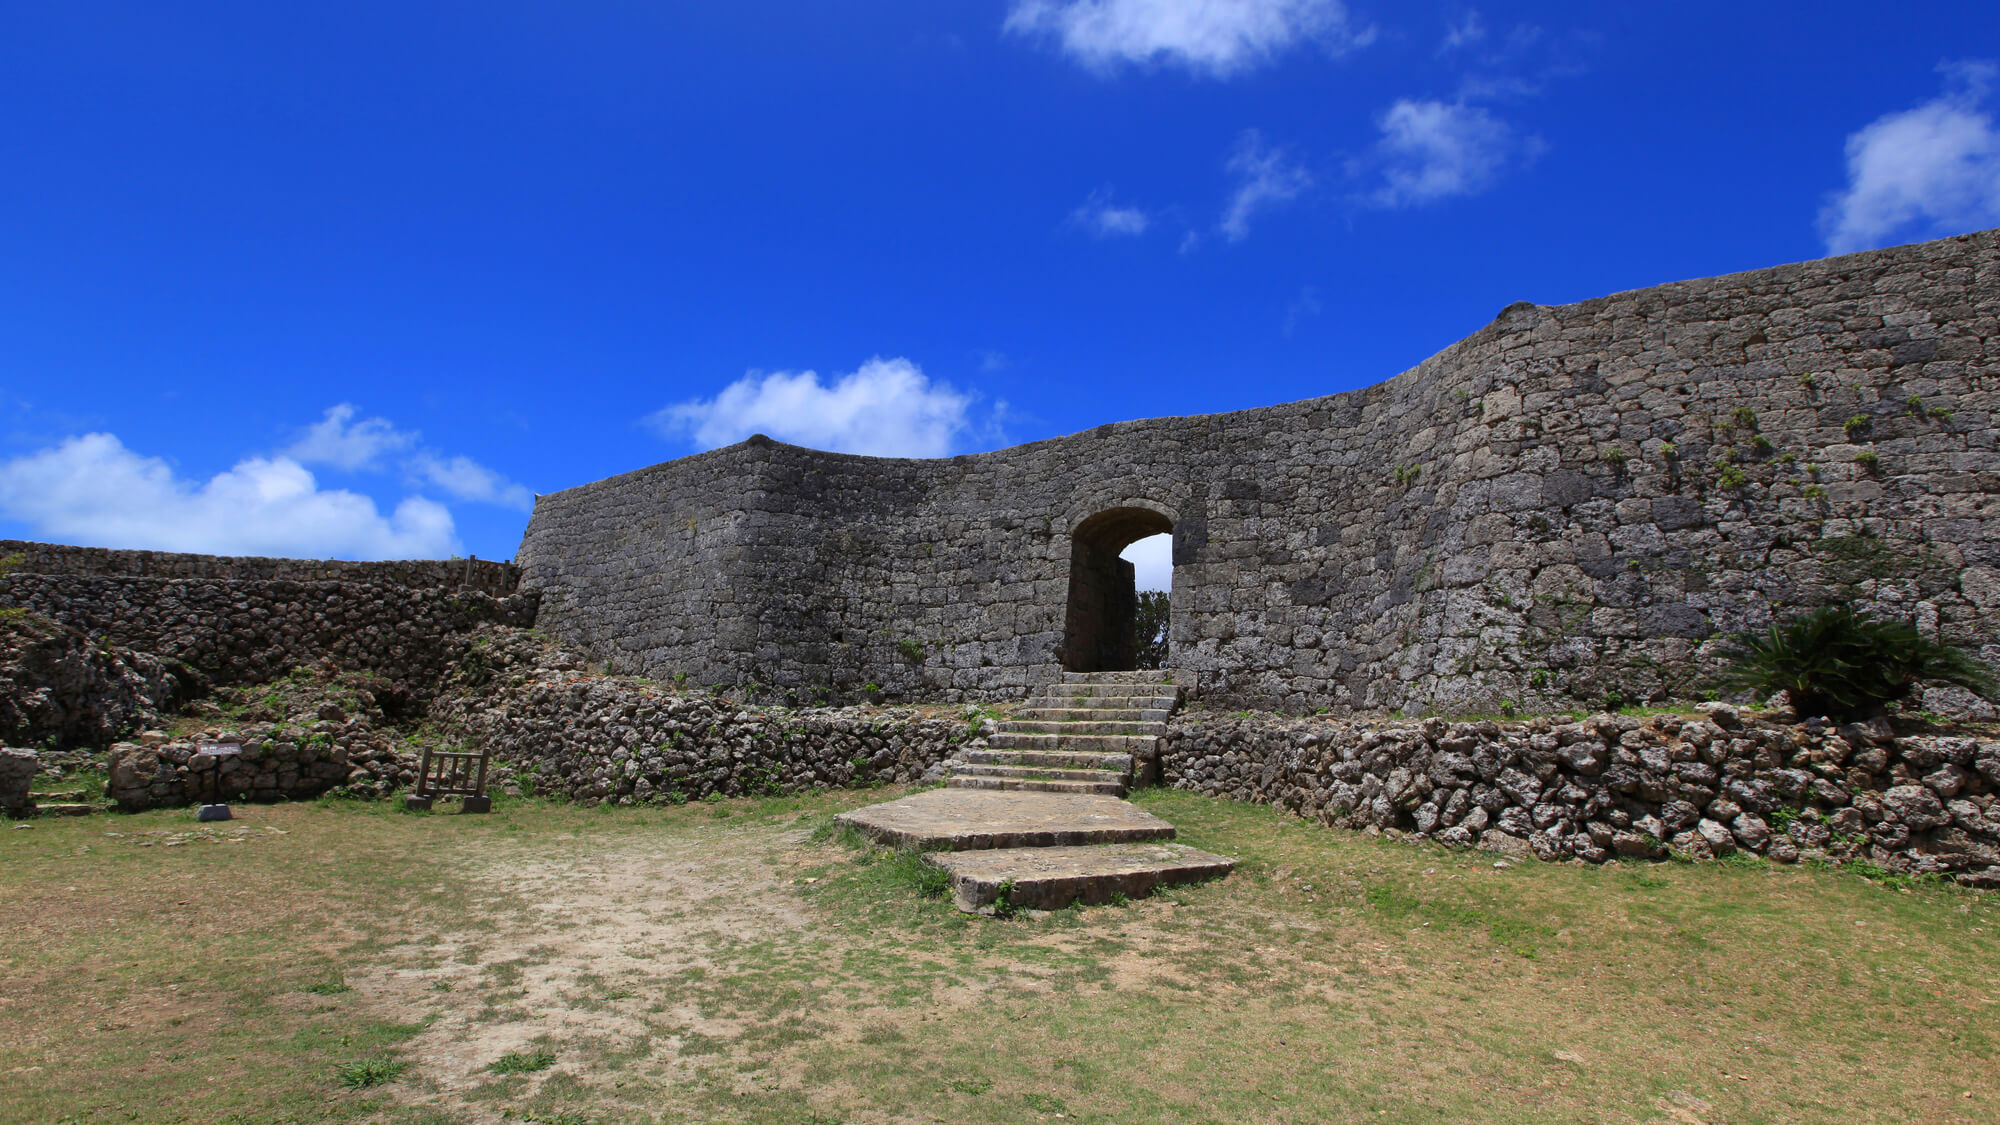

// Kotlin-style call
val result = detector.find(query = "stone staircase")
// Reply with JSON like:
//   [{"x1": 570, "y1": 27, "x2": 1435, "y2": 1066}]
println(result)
[
  {"x1": 838, "y1": 668, "x2": 1231, "y2": 915},
  {"x1": 29, "y1": 789, "x2": 98, "y2": 817},
  {"x1": 947, "y1": 670, "x2": 1183, "y2": 797}
]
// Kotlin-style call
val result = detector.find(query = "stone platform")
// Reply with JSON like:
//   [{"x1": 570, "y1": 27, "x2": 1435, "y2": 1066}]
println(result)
[
  {"x1": 927, "y1": 842, "x2": 1235, "y2": 913},
  {"x1": 835, "y1": 788, "x2": 1175, "y2": 851},
  {"x1": 834, "y1": 787, "x2": 1233, "y2": 912}
]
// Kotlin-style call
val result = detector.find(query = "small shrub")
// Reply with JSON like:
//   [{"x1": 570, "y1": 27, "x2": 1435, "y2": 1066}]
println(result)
[
  {"x1": 991, "y1": 879, "x2": 1020, "y2": 919},
  {"x1": 1718, "y1": 605, "x2": 1997, "y2": 720},
  {"x1": 1600, "y1": 446, "x2": 1627, "y2": 466},
  {"x1": 1927, "y1": 406, "x2": 1953, "y2": 420},
  {"x1": 1731, "y1": 406, "x2": 1759, "y2": 431},
  {"x1": 1658, "y1": 442, "x2": 1678, "y2": 461},
  {"x1": 1801, "y1": 484, "x2": 1827, "y2": 501},
  {"x1": 1799, "y1": 373, "x2": 1818, "y2": 389},
  {"x1": 1715, "y1": 463, "x2": 1749, "y2": 490},
  {"x1": 1843, "y1": 414, "x2": 1870, "y2": 438},
  {"x1": 1750, "y1": 434, "x2": 1774, "y2": 453},
  {"x1": 1853, "y1": 449, "x2": 1879, "y2": 469},
  {"x1": 1392, "y1": 464, "x2": 1420, "y2": 487}
]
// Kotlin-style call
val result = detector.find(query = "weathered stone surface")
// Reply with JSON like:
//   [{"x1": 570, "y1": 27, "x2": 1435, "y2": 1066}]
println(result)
[
  {"x1": 516, "y1": 229, "x2": 2000, "y2": 717},
  {"x1": 836, "y1": 788, "x2": 1176, "y2": 851},
  {"x1": 1881, "y1": 785, "x2": 1948, "y2": 831},
  {"x1": 925, "y1": 842, "x2": 1234, "y2": 913},
  {"x1": 0, "y1": 748, "x2": 35, "y2": 816},
  {"x1": 0, "y1": 614, "x2": 179, "y2": 751}
]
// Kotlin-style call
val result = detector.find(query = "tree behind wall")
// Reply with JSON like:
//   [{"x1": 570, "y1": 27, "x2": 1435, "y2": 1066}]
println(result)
[{"x1": 1133, "y1": 591, "x2": 1169, "y2": 670}]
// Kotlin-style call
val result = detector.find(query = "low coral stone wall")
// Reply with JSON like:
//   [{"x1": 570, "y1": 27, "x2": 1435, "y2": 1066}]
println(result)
[
  {"x1": 432, "y1": 655, "x2": 975, "y2": 805},
  {"x1": 1160, "y1": 707, "x2": 2000, "y2": 887}
]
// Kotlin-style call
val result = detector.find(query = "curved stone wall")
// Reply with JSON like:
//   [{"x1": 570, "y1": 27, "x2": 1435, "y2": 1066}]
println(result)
[{"x1": 518, "y1": 230, "x2": 2000, "y2": 714}]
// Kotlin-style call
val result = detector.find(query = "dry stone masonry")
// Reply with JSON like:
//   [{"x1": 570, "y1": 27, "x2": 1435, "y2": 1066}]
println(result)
[
  {"x1": 0, "y1": 540, "x2": 536, "y2": 701},
  {"x1": 1160, "y1": 706, "x2": 2000, "y2": 887},
  {"x1": 517, "y1": 229, "x2": 2000, "y2": 716}
]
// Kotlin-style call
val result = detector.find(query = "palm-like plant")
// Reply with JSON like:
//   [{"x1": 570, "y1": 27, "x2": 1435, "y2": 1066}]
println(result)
[{"x1": 1718, "y1": 605, "x2": 1996, "y2": 720}]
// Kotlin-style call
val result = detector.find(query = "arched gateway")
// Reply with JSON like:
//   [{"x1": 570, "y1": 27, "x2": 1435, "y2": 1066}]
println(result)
[{"x1": 1060, "y1": 507, "x2": 1172, "y2": 674}]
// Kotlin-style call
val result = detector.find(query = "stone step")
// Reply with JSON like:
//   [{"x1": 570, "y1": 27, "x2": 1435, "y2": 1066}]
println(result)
[
  {"x1": 963, "y1": 747, "x2": 1134, "y2": 771},
  {"x1": 924, "y1": 842, "x2": 1236, "y2": 913},
  {"x1": 1016, "y1": 706, "x2": 1171, "y2": 723},
  {"x1": 951, "y1": 763, "x2": 1130, "y2": 785},
  {"x1": 35, "y1": 790, "x2": 90, "y2": 802},
  {"x1": 1062, "y1": 671, "x2": 1180, "y2": 685},
  {"x1": 1046, "y1": 682, "x2": 1183, "y2": 701},
  {"x1": 986, "y1": 732, "x2": 1156, "y2": 754},
  {"x1": 835, "y1": 788, "x2": 1175, "y2": 851},
  {"x1": 999, "y1": 718, "x2": 1166, "y2": 736},
  {"x1": 1033, "y1": 692, "x2": 1181, "y2": 710},
  {"x1": 33, "y1": 803, "x2": 97, "y2": 817},
  {"x1": 945, "y1": 776, "x2": 1127, "y2": 796}
]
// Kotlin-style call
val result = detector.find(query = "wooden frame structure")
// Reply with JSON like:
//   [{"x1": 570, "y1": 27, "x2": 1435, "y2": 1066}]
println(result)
[{"x1": 402, "y1": 744, "x2": 493, "y2": 812}]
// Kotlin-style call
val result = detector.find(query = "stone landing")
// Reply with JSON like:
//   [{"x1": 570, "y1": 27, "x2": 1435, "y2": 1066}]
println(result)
[
  {"x1": 836, "y1": 788, "x2": 1176, "y2": 850},
  {"x1": 834, "y1": 787, "x2": 1233, "y2": 913}
]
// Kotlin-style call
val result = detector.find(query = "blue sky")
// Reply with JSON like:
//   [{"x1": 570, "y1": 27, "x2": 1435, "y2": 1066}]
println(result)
[{"x1": 3, "y1": 2, "x2": 1999, "y2": 579}]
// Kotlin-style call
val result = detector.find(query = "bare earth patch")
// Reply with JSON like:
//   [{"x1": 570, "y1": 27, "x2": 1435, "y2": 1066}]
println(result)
[{"x1": 355, "y1": 821, "x2": 820, "y2": 1117}]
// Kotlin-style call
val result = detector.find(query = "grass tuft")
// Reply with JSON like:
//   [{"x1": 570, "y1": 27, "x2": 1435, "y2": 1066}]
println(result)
[
  {"x1": 334, "y1": 1056, "x2": 406, "y2": 1089},
  {"x1": 490, "y1": 1048, "x2": 557, "y2": 1074}
]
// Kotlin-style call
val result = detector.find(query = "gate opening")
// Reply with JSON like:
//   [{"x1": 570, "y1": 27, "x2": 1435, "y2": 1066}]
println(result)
[{"x1": 1060, "y1": 507, "x2": 1172, "y2": 673}]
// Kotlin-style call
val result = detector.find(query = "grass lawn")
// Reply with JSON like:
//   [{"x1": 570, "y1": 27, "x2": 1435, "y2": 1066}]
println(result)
[{"x1": 2, "y1": 786, "x2": 1995, "y2": 1124}]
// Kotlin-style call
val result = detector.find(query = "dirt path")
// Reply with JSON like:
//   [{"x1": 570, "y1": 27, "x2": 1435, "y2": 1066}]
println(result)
[{"x1": 354, "y1": 819, "x2": 820, "y2": 1120}]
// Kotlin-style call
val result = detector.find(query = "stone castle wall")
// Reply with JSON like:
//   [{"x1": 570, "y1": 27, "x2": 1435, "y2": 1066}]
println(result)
[
  {"x1": 0, "y1": 540, "x2": 536, "y2": 696},
  {"x1": 518, "y1": 229, "x2": 2000, "y2": 714}
]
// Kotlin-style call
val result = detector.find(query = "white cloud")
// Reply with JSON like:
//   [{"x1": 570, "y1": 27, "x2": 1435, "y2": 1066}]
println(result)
[
  {"x1": 1439, "y1": 10, "x2": 1485, "y2": 54},
  {"x1": 1070, "y1": 190, "x2": 1152, "y2": 237},
  {"x1": 1360, "y1": 98, "x2": 1536, "y2": 208},
  {"x1": 289, "y1": 402, "x2": 531, "y2": 510},
  {"x1": 1221, "y1": 129, "x2": 1312, "y2": 242},
  {"x1": 0, "y1": 433, "x2": 458, "y2": 559},
  {"x1": 1283, "y1": 284, "x2": 1322, "y2": 336},
  {"x1": 1121, "y1": 532, "x2": 1173, "y2": 591},
  {"x1": 285, "y1": 403, "x2": 419, "y2": 471},
  {"x1": 407, "y1": 453, "x2": 534, "y2": 511},
  {"x1": 1005, "y1": 0, "x2": 1370, "y2": 78},
  {"x1": 1820, "y1": 61, "x2": 2000, "y2": 254},
  {"x1": 649, "y1": 356, "x2": 988, "y2": 458}
]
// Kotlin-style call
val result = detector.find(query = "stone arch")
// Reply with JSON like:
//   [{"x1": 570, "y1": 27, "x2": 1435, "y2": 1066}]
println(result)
[{"x1": 1059, "y1": 505, "x2": 1174, "y2": 673}]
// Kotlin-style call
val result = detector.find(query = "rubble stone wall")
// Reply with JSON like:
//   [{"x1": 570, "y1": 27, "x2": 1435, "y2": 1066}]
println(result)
[
  {"x1": 1159, "y1": 708, "x2": 2000, "y2": 887},
  {"x1": 0, "y1": 614, "x2": 182, "y2": 750},
  {"x1": 0, "y1": 540, "x2": 536, "y2": 695},
  {"x1": 433, "y1": 674, "x2": 972, "y2": 805},
  {"x1": 518, "y1": 229, "x2": 2000, "y2": 714}
]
